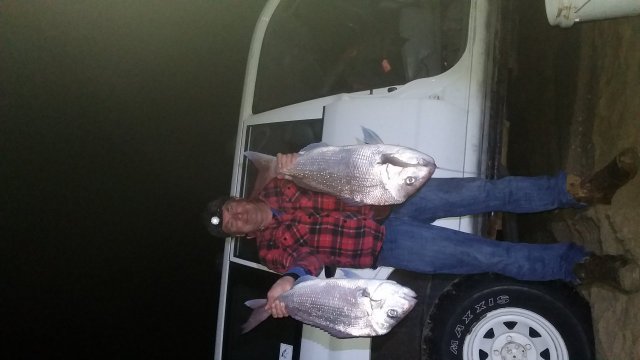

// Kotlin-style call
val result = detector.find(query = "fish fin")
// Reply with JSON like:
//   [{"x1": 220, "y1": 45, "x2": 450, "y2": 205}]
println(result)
[
  {"x1": 241, "y1": 299, "x2": 270, "y2": 334},
  {"x1": 293, "y1": 275, "x2": 317, "y2": 286},
  {"x1": 338, "y1": 268, "x2": 362, "y2": 279},
  {"x1": 244, "y1": 299, "x2": 268, "y2": 309},
  {"x1": 338, "y1": 197, "x2": 367, "y2": 206},
  {"x1": 244, "y1": 151, "x2": 278, "y2": 199},
  {"x1": 324, "y1": 327, "x2": 357, "y2": 339},
  {"x1": 299, "y1": 142, "x2": 329, "y2": 154},
  {"x1": 361, "y1": 126, "x2": 384, "y2": 144}
]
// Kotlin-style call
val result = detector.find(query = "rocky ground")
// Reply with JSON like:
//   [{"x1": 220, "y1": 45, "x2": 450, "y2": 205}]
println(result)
[{"x1": 507, "y1": 3, "x2": 640, "y2": 359}]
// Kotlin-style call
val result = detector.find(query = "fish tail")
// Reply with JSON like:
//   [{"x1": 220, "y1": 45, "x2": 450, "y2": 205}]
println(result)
[
  {"x1": 244, "y1": 151, "x2": 278, "y2": 198},
  {"x1": 244, "y1": 151, "x2": 277, "y2": 174},
  {"x1": 241, "y1": 299, "x2": 270, "y2": 334}
]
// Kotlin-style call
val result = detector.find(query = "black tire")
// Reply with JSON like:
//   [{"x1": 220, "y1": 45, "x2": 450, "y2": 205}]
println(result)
[{"x1": 423, "y1": 274, "x2": 594, "y2": 360}]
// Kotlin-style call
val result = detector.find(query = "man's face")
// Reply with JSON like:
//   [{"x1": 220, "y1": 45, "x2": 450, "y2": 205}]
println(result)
[{"x1": 221, "y1": 198, "x2": 263, "y2": 236}]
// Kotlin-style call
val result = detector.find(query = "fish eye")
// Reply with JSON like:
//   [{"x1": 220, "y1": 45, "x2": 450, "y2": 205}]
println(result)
[
  {"x1": 404, "y1": 176, "x2": 416, "y2": 185},
  {"x1": 387, "y1": 309, "x2": 399, "y2": 318}
]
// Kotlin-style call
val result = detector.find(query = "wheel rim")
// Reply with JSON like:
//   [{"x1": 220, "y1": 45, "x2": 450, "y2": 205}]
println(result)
[{"x1": 463, "y1": 307, "x2": 569, "y2": 360}]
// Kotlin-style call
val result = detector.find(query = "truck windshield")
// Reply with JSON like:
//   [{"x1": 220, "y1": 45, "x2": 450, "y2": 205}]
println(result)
[{"x1": 253, "y1": 0, "x2": 470, "y2": 113}]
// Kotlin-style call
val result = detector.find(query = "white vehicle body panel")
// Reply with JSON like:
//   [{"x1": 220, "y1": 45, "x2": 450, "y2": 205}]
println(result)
[{"x1": 215, "y1": 1, "x2": 498, "y2": 358}]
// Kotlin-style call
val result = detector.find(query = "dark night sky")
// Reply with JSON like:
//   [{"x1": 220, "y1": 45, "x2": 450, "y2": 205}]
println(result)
[{"x1": 1, "y1": 1, "x2": 266, "y2": 358}]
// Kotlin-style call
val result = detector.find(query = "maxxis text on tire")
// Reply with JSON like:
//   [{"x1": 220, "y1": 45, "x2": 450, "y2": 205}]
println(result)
[{"x1": 422, "y1": 273, "x2": 594, "y2": 360}]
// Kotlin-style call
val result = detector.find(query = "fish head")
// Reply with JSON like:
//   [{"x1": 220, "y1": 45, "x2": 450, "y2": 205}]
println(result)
[
  {"x1": 377, "y1": 148, "x2": 436, "y2": 203},
  {"x1": 364, "y1": 281, "x2": 417, "y2": 336}
]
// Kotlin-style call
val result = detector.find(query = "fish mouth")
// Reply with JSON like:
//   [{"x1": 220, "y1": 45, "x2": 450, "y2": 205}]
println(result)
[
  {"x1": 418, "y1": 157, "x2": 437, "y2": 168},
  {"x1": 400, "y1": 287, "x2": 418, "y2": 299},
  {"x1": 394, "y1": 287, "x2": 418, "y2": 314},
  {"x1": 399, "y1": 289, "x2": 418, "y2": 310}
]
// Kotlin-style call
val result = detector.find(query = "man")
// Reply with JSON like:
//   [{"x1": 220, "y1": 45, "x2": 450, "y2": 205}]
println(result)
[{"x1": 206, "y1": 148, "x2": 640, "y2": 318}]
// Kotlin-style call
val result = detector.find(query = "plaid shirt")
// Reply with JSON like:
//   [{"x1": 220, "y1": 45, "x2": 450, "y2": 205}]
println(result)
[{"x1": 256, "y1": 178, "x2": 385, "y2": 276}]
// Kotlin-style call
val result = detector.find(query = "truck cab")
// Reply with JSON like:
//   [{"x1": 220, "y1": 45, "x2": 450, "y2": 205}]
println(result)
[{"x1": 214, "y1": 1, "x2": 594, "y2": 359}]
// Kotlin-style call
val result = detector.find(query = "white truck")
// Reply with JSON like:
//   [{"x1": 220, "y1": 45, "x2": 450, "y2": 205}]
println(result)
[{"x1": 214, "y1": 1, "x2": 595, "y2": 359}]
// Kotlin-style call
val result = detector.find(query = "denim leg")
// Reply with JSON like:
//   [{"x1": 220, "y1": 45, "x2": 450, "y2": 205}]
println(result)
[
  {"x1": 394, "y1": 173, "x2": 582, "y2": 222},
  {"x1": 378, "y1": 217, "x2": 588, "y2": 281}
]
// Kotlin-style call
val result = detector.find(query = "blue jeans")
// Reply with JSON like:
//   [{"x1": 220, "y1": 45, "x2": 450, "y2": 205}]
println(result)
[{"x1": 377, "y1": 173, "x2": 588, "y2": 282}]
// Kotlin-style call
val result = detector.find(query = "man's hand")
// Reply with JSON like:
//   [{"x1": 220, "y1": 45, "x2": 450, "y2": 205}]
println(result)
[
  {"x1": 276, "y1": 153, "x2": 299, "y2": 180},
  {"x1": 266, "y1": 276, "x2": 295, "y2": 318}
]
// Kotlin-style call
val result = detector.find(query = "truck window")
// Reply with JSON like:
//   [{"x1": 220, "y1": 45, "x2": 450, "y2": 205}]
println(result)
[
  {"x1": 253, "y1": 0, "x2": 470, "y2": 113},
  {"x1": 235, "y1": 119, "x2": 323, "y2": 262}
]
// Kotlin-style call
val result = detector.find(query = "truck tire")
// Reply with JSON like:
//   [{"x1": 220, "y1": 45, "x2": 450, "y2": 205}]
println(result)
[{"x1": 423, "y1": 274, "x2": 594, "y2": 360}]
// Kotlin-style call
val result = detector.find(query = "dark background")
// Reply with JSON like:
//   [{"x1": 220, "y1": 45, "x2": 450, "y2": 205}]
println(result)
[{"x1": 2, "y1": 1, "x2": 266, "y2": 358}]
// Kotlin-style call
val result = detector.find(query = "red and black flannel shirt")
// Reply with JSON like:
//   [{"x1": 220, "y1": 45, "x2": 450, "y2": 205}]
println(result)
[{"x1": 256, "y1": 178, "x2": 386, "y2": 276}]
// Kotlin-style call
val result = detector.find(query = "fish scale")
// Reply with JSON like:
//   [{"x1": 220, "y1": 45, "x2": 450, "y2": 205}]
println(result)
[
  {"x1": 283, "y1": 145, "x2": 430, "y2": 204},
  {"x1": 282, "y1": 281, "x2": 371, "y2": 336},
  {"x1": 242, "y1": 277, "x2": 417, "y2": 338},
  {"x1": 244, "y1": 129, "x2": 436, "y2": 204}
]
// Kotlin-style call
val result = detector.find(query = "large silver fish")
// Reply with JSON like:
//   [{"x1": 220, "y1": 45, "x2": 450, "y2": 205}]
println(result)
[
  {"x1": 241, "y1": 277, "x2": 417, "y2": 338},
  {"x1": 245, "y1": 128, "x2": 436, "y2": 205}
]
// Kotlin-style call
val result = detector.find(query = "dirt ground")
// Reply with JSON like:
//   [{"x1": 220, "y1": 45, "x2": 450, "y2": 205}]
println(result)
[{"x1": 506, "y1": 3, "x2": 640, "y2": 359}]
